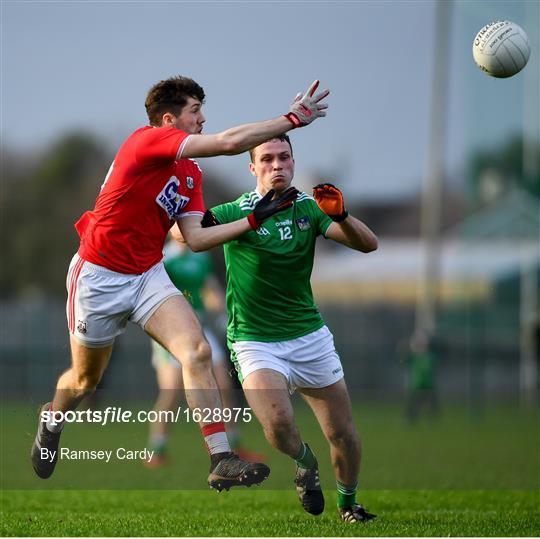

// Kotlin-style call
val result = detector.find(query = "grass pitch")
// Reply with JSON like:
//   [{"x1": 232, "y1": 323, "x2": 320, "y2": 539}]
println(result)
[
  {"x1": 2, "y1": 489, "x2": 539, "y2": 536},
  {"x1": 1, "y1": 400, "x2": 538, "y2": 536}
]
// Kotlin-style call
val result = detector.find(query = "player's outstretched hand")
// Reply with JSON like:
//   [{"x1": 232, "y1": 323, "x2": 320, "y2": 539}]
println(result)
[
  {"x1": 284, "y1": 80, "x2": 330, "y2": 128},
  {"x1": 248, "y1": 187, "x2": 299, "y2": 230},
  {"x1": 313, "y1": 183, "x2": 349, "y2": 222}
]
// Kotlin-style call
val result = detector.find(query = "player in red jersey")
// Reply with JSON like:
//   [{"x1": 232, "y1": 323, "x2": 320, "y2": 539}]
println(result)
[{"x1": 31, "y1": 76, "x2": 329, "y2": 490}]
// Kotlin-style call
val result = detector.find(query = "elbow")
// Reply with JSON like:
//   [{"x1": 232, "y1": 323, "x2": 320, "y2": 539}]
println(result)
[
  {"x1": 182, "y1": 234, "x2": 201, "y2": 252},
  {"x1": 186, "y1": 240, "x2": 205, "y2": 253},
  {"x1": 186, "y1": 237, "x2": 213, "y2": 252},
  {"x1": 361, "y1": 235, "x2": 378, "y2": 253},
  {"x1": 181, "y1": 225, "x2": 214, "y2": 253},
  {"x1": 192, "y1": 244, "x2": 207, "y2": 253}
]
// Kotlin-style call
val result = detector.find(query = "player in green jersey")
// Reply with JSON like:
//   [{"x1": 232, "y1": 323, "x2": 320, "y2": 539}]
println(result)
[
  {"x1": 201, "y1": 134, "x2": 378, "y2": 522},
  {"x1": 146, "y1": 238, "x2": 264, "y2": 466},
  {"x1": 404, "y1": 330, "x2": 439, "y2": 423}
]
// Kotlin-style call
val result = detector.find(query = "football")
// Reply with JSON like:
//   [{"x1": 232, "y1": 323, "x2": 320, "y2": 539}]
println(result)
[{"x1": 472, "y1": 20, "x2": 530, "y2": 78}]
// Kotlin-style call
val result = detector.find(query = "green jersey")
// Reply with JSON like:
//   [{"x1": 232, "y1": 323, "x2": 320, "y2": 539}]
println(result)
[
  {"x1": 162, "y1": 241, "x2": 213, "y2": 315},
  {"x1": 408, "y1": 352, "x2": 435, "y2": 390},
  {"x1": 212, "y1": 190, "x2": 333, "y2": 342}
]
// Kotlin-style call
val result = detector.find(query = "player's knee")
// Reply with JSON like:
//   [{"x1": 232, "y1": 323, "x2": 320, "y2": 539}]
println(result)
[
  {"x1": 181, "y1": 338, "x2": 212, "y2": 371},
  {"x1": 73, "y1": 371, "x2": 101, "y2": 396},
  {"x1": 72, "y1": 368, "x2": 102, "y2": 396}
]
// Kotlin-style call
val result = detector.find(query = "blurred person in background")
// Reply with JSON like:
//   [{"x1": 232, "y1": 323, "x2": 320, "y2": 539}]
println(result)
[
  {"x1": 195, "y1": 135, "x2": 378, "y2": 523},
  {"x1": 31, "y1": 75, "x2": 328, "y2": 492},
  {"x1": 146, "y1": 237, "x2": 264, "y2": 467},
  {"x1": 534, "y1": 309, "x2": 540, "y2": 398},
  {"x1": 403, "y1": 329, "x2": 439, "y2": 423}
]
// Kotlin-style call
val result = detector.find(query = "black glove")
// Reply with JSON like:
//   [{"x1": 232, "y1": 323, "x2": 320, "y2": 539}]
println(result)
[
  {"x1": 247, "y1": 187, "x2": 299, "y2": 230},
  {"x1": 201, "y1": 209, "x2": 219, "y2": 228}
]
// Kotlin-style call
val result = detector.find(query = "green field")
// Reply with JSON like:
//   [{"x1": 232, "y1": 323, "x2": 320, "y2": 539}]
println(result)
[
  {"x1": 1, "y1": 400, "x2": 539, "y2": 536},
  {"x1": 2, "y1": 489, "x2": 538, "y2": 536}
]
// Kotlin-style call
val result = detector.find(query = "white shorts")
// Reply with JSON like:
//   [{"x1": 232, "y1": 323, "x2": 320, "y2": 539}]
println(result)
[
  {"x1": 231, "y1": 326, "x2": 344, "y2": 391},
  {"x1": 151, "y1": 325, "x2": 225, "y2": 368},
  {"x1": 66, "y1": 253, "x2": 181, "y2": 348}
]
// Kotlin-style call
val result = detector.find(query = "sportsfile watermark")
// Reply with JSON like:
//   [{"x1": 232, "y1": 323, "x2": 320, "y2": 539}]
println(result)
[
  {"x1": 2, "y1": 396, "x2": 537, "y2": 491},
  {"x1": 41, "y1": 406, "x2": 253, "y2": 426}
]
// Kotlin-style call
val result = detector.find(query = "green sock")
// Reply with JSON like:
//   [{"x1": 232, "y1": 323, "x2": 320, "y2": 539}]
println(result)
[
  {"x1": 337, "y1": 480, "x2": 358, "y2": 509},
  {"x1": 149, "y1": 434, "x2": 167, "y2": 456},
  {"x1": 294, "y1": 442, "x2": 318, "y2": 469}
]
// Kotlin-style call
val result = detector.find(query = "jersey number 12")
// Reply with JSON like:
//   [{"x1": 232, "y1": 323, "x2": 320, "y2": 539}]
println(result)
[{"x1": 279, "y1": 226, "x2": 292, "y2": 241}]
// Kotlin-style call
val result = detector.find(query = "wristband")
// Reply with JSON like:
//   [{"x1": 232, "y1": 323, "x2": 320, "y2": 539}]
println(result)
[
  {"x1": 247, "y1": 213, "x2": 260, "y2": 230},
  {"x1": 333, "y1": 211, "x2": 349, "y2": 223},
  {"x1": 284, "y1": 113, "x2": 301, "y2": 128}
]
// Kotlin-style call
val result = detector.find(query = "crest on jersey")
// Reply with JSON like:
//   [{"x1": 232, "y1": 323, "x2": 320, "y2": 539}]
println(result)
[
  {"x1": 296, "y1": 216, "x2": 311, "y2": 231},
  {"x1": 186, "y1": 176, "x2": 194, "y2": 189},
  {"x1": 156, "y1": 176, "x2": 190, "y2": 219}
]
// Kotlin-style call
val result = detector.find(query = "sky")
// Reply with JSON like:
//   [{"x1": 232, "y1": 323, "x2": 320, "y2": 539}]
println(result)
[{"x1": 2, "y1": 0, "x2": 538, "y2": 200}]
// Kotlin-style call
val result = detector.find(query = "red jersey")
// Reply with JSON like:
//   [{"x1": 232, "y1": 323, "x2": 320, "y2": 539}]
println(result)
[{"x1": 76, "y1": 126, "x2": 205, "y2": 274}]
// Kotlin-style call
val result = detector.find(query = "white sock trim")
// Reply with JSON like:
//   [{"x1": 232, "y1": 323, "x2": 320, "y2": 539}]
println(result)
[{"x1": 204, "y1": 431, "x2": 230, "y2": 455}]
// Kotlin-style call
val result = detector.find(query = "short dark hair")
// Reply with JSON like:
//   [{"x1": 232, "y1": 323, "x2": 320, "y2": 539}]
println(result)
[
  {"x1": 145, "y1": 76, "x2": 205, "y2": 126},
  {"x1": 249, "y1": 134, "x2": 293, "y2": 162}
]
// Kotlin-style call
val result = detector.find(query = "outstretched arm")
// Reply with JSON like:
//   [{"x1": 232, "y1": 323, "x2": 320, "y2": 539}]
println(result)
[
  {"x1": 177, "y1": 216, "x2": 251, "y2": 252},
  {"x1": 180, "y1": 81, "x2": 330, "y2": 158},
  {"x1": 313, "y1": 183, "x2": 378, "y2": 253},
  {"x1": 177, "y1": 187, "x2": 299, "y2": 252}
]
